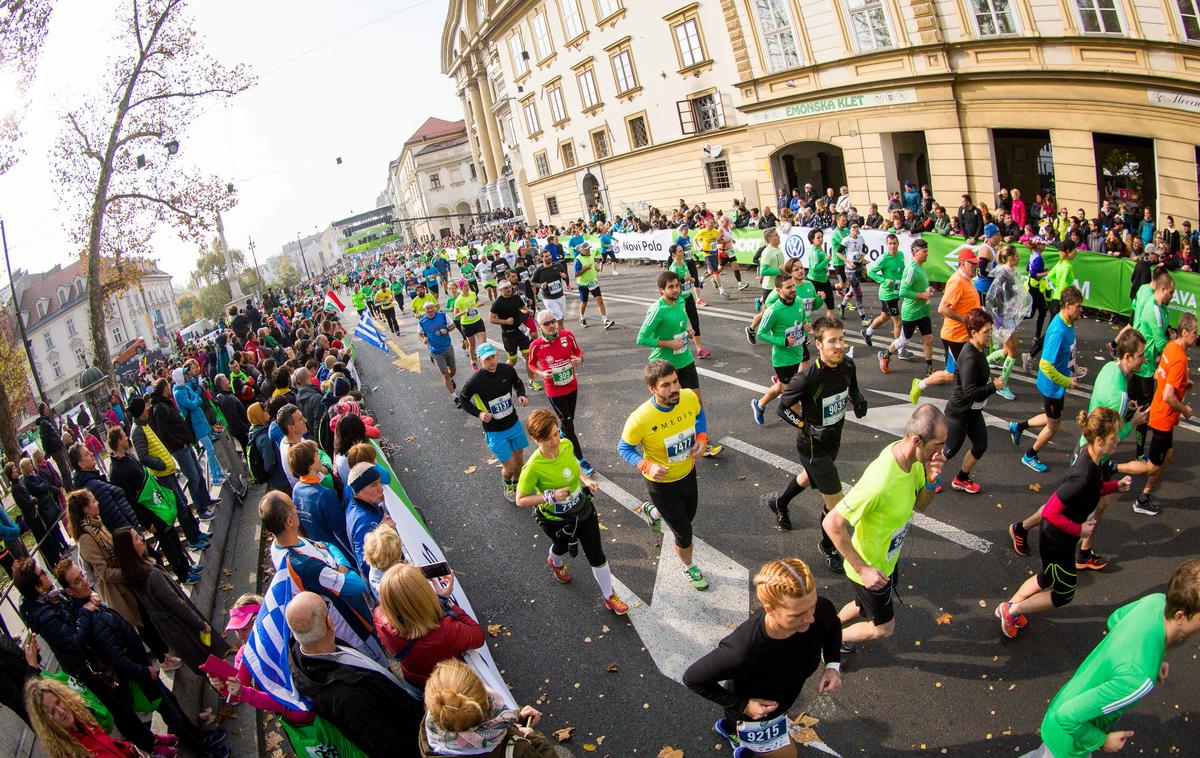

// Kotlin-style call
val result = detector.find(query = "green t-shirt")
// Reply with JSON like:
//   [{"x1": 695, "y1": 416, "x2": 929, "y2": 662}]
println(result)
[
  {"x1": 461, "y1": 262, "x2": 477, "y2": 282},
  {"x1": 1041, "y1": 593, "x2": 1167, "y2": 758},
  {"x1": 806, "y1": 244, "x2": 830, "y2": 283},
  {"x1": 898, "y1": 260, "x2": 931, "y2": 321},
  {"x1": 517, "y1": 439, "x2": 586, "y2": 521},
  {"x1": 758, "y1": 245, "x2": 785, "y2": 290},
  {"x1": 1080, "y1": 361, "x2": 1132, "y2": 448},
  {"x1": 454, "y1": 290, "x2": 481, "y2": 324},
  {"x1": 869, "y1": 253, "x2": 905, "y2": 301},
  {"x1": 1046, "y1": 258, "x2": 1074, "y2": 302},
  {"x1": 636, "y1": 297, "x2": 694, "y2": 369},
  {"x1": 829, "y1": 227, "x2": 848, "y2": 261},
  {"x1": 756, "y1": 295, "x2": 808, "y2": 367},
  {"x1": 390, "y1": 281, "x2": 405, "y2": 297},
  {"x1": 670, "y1": 261, "x2": 693, "y2": 300},
  {"x1": 768, "y1": 280, "x2": 818, "y2": 317},
  {"x1": 836, "y1": 442, "x2": 926, "y2": 584},
  {"x1": 575, "y1": 253, "x2": 598, "y2": 287},
  {"x1": 445, "y1": 294, "x2": 458, "y2": 319},
  {"x1": 351, "y1": 291, "x2": 366, "y2": 310},
  {"x1": 1131, "y1": 284, "x2": 1167, "y2": 379}
]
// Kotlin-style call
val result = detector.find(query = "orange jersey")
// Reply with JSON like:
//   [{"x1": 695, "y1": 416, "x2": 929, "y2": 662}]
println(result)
[
  {"x1": 939, "y1": 271, "x2": 980, "y2": 343},
  {"x1": 1149, "y1": 340, "x2": 1189, "y2": 431}
]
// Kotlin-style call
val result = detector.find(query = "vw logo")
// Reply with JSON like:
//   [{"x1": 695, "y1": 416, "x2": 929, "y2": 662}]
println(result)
[{"x1": 783, "y1": 235, "x2": 806, "y2": 260}]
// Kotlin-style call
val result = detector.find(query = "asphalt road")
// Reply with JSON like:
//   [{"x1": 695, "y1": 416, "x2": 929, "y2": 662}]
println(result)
[{"x1": 343, "y1": 265, "x2": 1199, "y2": 757}]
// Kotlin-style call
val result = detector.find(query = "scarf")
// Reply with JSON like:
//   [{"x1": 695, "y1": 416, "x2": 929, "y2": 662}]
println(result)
[
  {"x1": 82, "y1": 516, "x2": 115, "y2": 563},
  {"x1": 423, "y1": 695, "x2": 518, "y2": 756}
]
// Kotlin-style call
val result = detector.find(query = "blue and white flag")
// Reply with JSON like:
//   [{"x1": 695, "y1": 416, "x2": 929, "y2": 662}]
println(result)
[
  {"x1": 353, "y1": 312, "x2": 389, "y2": 353},
  {"x1": 242, "y1": 568, "x2": 312, "y2": 712}
]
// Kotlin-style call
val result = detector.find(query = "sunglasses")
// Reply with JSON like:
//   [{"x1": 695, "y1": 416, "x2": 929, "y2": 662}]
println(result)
[{"x1": 540, "y1": 321, "x2": 557, "y2": 326}]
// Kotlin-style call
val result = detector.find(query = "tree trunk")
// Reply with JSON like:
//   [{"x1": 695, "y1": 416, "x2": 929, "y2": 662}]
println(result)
[{"x1": 0, "y1": 380, "x2": 22, "y2": 461}]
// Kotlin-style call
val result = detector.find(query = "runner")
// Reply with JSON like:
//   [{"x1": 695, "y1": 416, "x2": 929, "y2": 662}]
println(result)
[
  {"x1": 416, "y1": 300, "x2": 458, "y2": 399},
  {"x1": 822, "y1": 404, "x2": 947, "y2": 651},
  {"x1": 995, "y1": 407, "x2": 1138, "y2": 638},
  {"x1": 478, "y1": 253, "x2": 497, "y2": 302},
  {"x1": 941, "y1": 308, "x2": 1004, "y2": 494},
  {"x1": 804, "y1": 228, "x2": 834, "y2": 313},
  {"x1": 1007, "y1": 285, "x2": 1085, "y2": 473},
  {"x1": 531, "y1": 249, "x2": 568, "y2": 326},
  {"x1": 1026, "y1": 246, "x2": 1078, "y2": 367},
  {"x1": 752, "y1": 228, "x2": 785, "y2": 319},
  {"x1": 1019, "y1": 559, "x2": 1200, "y2": 758},
  {"x1": 597, "y1": 221, "x2": 619, "y2": 276},
  {"x1": 455, "y1": 343, "x2": 530, "y2": 502},
  {"x1": 619, "y1": 359, "x2": 712, "y2": 590},
  {"x1": 515, "y1": 408, "x2": 629, "y2": 615},
  {"x1": 862, "y1": 234, "x2": 905, "y2": 350},
  {"x1": 488, "y1": 278, "x2": 542, "y2": 391},
  {"x1": 751, "y1": 273, "x2": 810, "y2": 426},
  {"x1": 695, "y1": 217, "x2": 728, "y2": 299},
  {"x1": 409, "y1": 281, "x2": 437, "y2": 318},
  {"x1": 828, "y1": 213, "x2": 850, "y2": 292},
  {"x1": 683, "y1": 558, "x2": 842, "y2": 757},
  {"x1": 674, "y1": 223, "x2": 707, "y2": 307},
  {"x1": 878, "y1": 239, "x2": 934, "y2": 376},
  {"x1": 669, "y1": 243, "x2": 710, "y2": 359},
  {"x1": 748, "y1": 259, "x2": 815, "y2": 343},
  {"x1": 573, "y1": 242, "x2": 614, "y2": 329},
  {"x1": 1134, "y1": 312, "x2": 1196, "y2": 516},
  {"x1": 373, "y1": 283, "x2": 399, "y2": 332},
  {"x1": 1008, "y1": 328, "x2": 1150, "y2": 570},
  {"x1": 452, "y1": 280, "x2": 487, "y2": 371},
  {"x1": 635, "y1": 269, "x2": 721, "y2": 456},
  {"x1": 768, "y1": 316, "x2": 867, "y2": 576},
  {"x1": 983, "y1": 245, "x2": 1030, "y2": 400},
  {"x1": 718, "y1": 215, "x2": 748, "y2": 292},
  {"x1": 909, "y1": 248, "x2": 981, "y2": 403},
  {"x1": 835, "y1": 222, "x2": 867, "y2": 320},
  {"x1": 1129, "y1": 268, "x2": 1173, "y2": 459},
  {"x1": 526, "y1": 309, "x2": 593, "y2": 475}
]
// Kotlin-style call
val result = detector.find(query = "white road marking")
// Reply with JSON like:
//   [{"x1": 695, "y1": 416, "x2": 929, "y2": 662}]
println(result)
[{"x1": 719, "y1": 436, "x2": 993, "y2": 554}]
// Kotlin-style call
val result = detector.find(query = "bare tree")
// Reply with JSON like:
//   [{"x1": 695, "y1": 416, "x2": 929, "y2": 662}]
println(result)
[
  {"x1": 52, "y1": 0, "x2": 253, "y2": 380},
  {"x1": 0, "y1": 0, "x2": 54, "y2": 174}
]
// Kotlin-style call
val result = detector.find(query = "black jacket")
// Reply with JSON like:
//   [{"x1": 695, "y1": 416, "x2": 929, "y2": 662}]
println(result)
[
  {"x1": 288, "y1": 639, "x2": 422, "y2": 757},
  {"x1": 37, "y1": 415, "x2": 63, "y2": 454},
  {"x1": 107, "y1": 453, "x2": 164, "y2": 531},
  {"x1": 296, "y1": 384, "x2": 325, "y2": 438},
  {"x1": 75, "y1": 597, "x2": 155, "y2": 688},
  {"x1": 149, "y1": 392, "x2": 193, "y2": 451},
  {"x1": 73, "y1": 469, "x2": 140, "y2": 531},
  {"x1": 958, "y1": 205, "x2": 983, "y2": 239},
  {"x1": 250, "y1": 424, "x2": 289, "y2": 491},
  {"x1": 20, "y1": 590, "x2": 93, "y2": 682},
  {"x1": 215, "y1": 390, "x2": 250, "y2": 445},
  {"x1": 946, "y1": 342, "x2": 997, "y2": 419},
  {"x1": 0, "y1": 633, "x2": 39, "y2": 724}
]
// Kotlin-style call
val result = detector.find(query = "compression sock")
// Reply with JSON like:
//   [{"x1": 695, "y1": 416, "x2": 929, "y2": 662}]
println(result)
[
  {"x1": 918, "y1": 379, "x2": 928, "y2": 390},
  {"x1": 548, "y1": 548, "x2": 565, "y2": 568},
  {"x1": 1135, "y1": 426, "x2": 1147, "y2": 458},
  {"x1": 1016, "y1": 421, "x2": 1030, "y2": 433},
  {"x1": 591, "y1": 564, "x2": 615, "y2": 598},
  {"x1": 957, "y1": 469, "x2": 971, "y2": 482},
  {"x1": 925, "y1": 359, "x2": 934, "y2": 372},
  {"x1": 1001, "y1": 357, "x2": 1016, "y2": 385},
  {"x1": 819, "y1": 507, "x2": 836, "y2": 554},
  {"x1": 864, "y1": 326, "x2": 874, "y2": 338},
  {"x1": 986, "y1": 348, "x2": 1006, "y2": 365},
  {"x1": 733, "y1": 269, "x2": 743, "y2": 283},
  {"x1": 777, "y1": 476, "x2": 806, "y2": 508}
]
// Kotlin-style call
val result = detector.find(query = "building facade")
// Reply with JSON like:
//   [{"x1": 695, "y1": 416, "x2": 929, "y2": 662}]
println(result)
[
  {"x1": 387, "y1": 117, "x2": 485, "y2": 241},
  {"x1": 442, "y1": 0, "x2": 1200, "y2": 228},
  {"x1": 13, "y1": 261, "x2": 181, "y2": 408}
]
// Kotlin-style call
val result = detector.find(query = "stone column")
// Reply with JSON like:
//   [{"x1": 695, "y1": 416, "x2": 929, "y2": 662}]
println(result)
[
  {"x1": 466, "y1": 81, "x2": 499, "y2": 182},
  {"x1": 476, "y1": 76, "x2": 507, "y2": 181},
  {"x1": 460, "y1": 93, "x2": 487, "y2": 183}
]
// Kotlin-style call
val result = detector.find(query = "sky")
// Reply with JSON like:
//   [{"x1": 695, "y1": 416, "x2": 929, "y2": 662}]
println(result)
[{"x1": 0, "y1": 0, "x2": 459, "y2": 287}]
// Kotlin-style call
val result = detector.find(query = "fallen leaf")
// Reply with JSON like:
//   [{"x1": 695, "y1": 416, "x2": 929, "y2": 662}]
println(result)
[
  {"x1": 935, "y1": 612, "x2": 954, "y2": 625},
  {"x1": 601, "y1": 625, "x2": 610, "y2": 633},
  {"x1": 1028, "y1": 482, "x2": 1042, "y2": 492},
  {"x1": 795, "y1": 714, "x2": 819, "y2": 728},
  {"x1": 404, "y1": 435, "x2": 416, "y2": 442},
  {"x1": 487, "y1": 624, "x2": 503, "y2": 637},
  {"x1": 658, "y1": 748, "x2": 684, "y2": 758},
  {"x1": 597, "y1": 736, "x2": 606, "y2": 745},
  {"x1": 270, "y1": 749, "x2": 284, "y2": 758},
  {"x1": 605, "y1": 662, "x2": 619, "y2": 672},
  {"x1": 219, "y1": 583, "x2": 234, "y2": 591},
  {"x1": 464, "y1": 466, "x2": 477, "y2": 475},
  {"x1": 264, "y1": 732, "x2": 284, "y2": 750},
  {"x1": 486, "y1": 457, "x2": 498, "y2": 464},
  {"x1": 553, "y1": 726, "x2": 575, "y2": 742},
  {"x1": 221, "y1": 568, "x2": 234, "y2": 577},
  {"x1": 583, "y1": 636, "x2": 592, "y2": 643},
  {"x1": 791, "y1": 727, "x2": 820, "y2": 744},
  {"x1": 583, "y1": 745, "x2": 596, "y2": 752},
  {"x1": 978, "y1": 599, "x2": 987, "y2": 607}
]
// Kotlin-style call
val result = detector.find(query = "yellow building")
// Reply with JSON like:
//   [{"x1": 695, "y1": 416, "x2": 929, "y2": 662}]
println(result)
[{"x1": 443, "y1": 0, "x2": 1200, "y2": 226}]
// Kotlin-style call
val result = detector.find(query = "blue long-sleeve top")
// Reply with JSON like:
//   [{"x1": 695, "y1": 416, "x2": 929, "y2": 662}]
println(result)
[
  {"x1": 0, "y1": 506, "x2": 20, "y2": 542},
  {"x1": 618, "y1": 403, "x2": 707, "y2": 469}
]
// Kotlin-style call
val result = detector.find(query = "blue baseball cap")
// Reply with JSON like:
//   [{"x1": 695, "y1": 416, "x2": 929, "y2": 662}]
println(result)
[
  {"x1": 983, "y1": 223, "x2": 999, "y2": 237},
  {"x1": 475, "y1": 343, "x2": 497, "y2": 359}
]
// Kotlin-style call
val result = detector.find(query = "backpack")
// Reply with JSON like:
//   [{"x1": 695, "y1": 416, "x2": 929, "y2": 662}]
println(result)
[{"x1": 246, "y1": 427, "x2": 269, "y2": 484}]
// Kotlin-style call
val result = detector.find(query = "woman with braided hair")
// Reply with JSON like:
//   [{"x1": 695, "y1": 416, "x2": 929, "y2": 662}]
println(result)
[{"x1": 684, "y1": 558, "x2": 842, "y2": 756}]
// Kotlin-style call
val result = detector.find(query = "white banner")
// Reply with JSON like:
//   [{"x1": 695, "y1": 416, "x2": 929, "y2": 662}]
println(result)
[
  {"x1": 776, "y1": 226, "x2": 919, "y2": 266},
  {"x1": 613, "y1": 229, "x2": 675, "y2": 260},
  {"x1": 607, "y1": 225, "x2": 920, "y2": 265}
]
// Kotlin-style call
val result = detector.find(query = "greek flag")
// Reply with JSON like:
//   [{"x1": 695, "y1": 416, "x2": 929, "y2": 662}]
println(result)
[
  {"x1": 353, "y1": 312, "x2": 389, "y2": 352},
  {"x1": 242, "y1": 569, "x2": 312, "y2": 712}
]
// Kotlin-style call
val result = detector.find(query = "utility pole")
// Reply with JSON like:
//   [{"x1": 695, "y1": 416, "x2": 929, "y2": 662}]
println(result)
[
  {"x1": 217, "y1": 211, "x2": 243, "y2": 301},
  {"x1": 295, "y1": 232, "x2": 312, "y2": 279},
  {"x1": 248, "y1": 238, "x2": 262, "y2": 298},
  {"x1": 1, "y1": 218, "x2": 49, "y2": 406}
]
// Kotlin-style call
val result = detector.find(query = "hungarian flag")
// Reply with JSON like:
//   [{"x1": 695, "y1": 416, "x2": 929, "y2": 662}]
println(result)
[{"x1": 324, "y1": 290, "x2": 345, "y2": 313}]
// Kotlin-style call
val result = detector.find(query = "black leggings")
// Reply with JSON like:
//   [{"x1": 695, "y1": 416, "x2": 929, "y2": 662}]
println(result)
[
  {"x1": 1037, "y1": 527, "x2": 1078, "y2": 608},
  {"x1": 380, "y1": 306, "x2": 400, "y2": 331},
  {"x1": 812, "y1": 279, "x2": 835, "y2": 310},
  {"x1": 683, "y1": 294, "x2": 701, "y2": 337},
  {"x1": 686, "y1": 258, "x2": 703, "y2": 290},
  {"x1": 537, "y1": 506, "x2": 606, "y2": 567},
  {"x1": 1029, "y1": 286, "x2": 1049, "y2": 342},
  {"x1": 547, "y1": 391, "x2": 584, "y2": 460},
  {"x1": 646, "y1": 468, "x2": 698, "y2": 549},
  {"x1": 943, "y1": 410, "x2": 988, "y2": 461}
]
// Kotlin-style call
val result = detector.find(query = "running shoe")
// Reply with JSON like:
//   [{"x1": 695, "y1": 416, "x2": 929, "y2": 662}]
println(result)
[
  {"x1": 878, "y1": 350, "x2": 890, "y2": 374},
  {"x1": 604, "y1": 593, "x2": 630, "y2": 615},
  {"x1": 719, "y1": 288, "x2": 732, "y2": 300},
  {"x1": 839, "y1": 642, "x2": 857, "y2": 655},
  {"x1": 579, "y1": 316, "x2": 588, "y2": 327},
  {"x1": 766, "y1": 495, "x2": 791, "y2": 530},
  {"x1": 1076, "y1": 551, "x2": 1110, "y2": 571},
  {"x1": 995, "y1": 602, "x2": 1021, "y2": 639},
  {"x1": 1132, "y1": 494, "x2": 1162, "y2": 516},
  {"x1": 824, "y1": 550, "x2": 845, "y2": 575},
  {"x1": 546, "y1": 555, "x2": 572, "y2": 583},
  {"x1": 847, "y1": 302, "x2": 857, "y2": 312},
  {"x1": 200, "y1": 729, "x2": 228, "y2": 749},
  {"x1": 1008, "y1": 523, "x2": 1030, "y2": 557},
  {"x1": 909, "y1": 378, "x2": 922, "y2": 404},
  {"x1": 714, "y1": 720, "x2": 742, "y2": 751},
  {"x1": 696, "y1": 348, "x2": 712, "y2": 359},
  {"x1": 603, "y1": 319, "x2": 614, "y2": 330},
  {"x1": 897, "y1": 347, "x2": 912, "y2": 360},
  {"x1": 862, "y1": 329, "x2": 874, "y2": 348},
  {"x1": 737, "y1": 281, "x2": 749, "y2": 290},
  {"x1": 640, "y1": 502, "x2": 663, "y2": 533},
  {"x1": 996, "y1": 386, "x2": 1016, "y2": 401},
  {"x1": 838, "y1": 303, "x2": 847, "y2": 319},
  {"x1": 529, "y1": 379, "x2": 544, "y2": 392},
  {"x1": 185, "y1": 567, "x2": 203, "y2": 585},
  {"x1": 503, "y1": 481, "x2": 517, "y2": 502},
  {"x1": 751, "y1": 398, "x2": 766, "y2": 426},
  {"x1": 1021, "y1": 353, "x2": 1033, "y2": 374},
  {"x1": 1021, "y1": 453, "x2": 1048, "y2": 473},
  {"x1": 696, "y1": 298, "x2": 708, "y2": 307},
  {"x1": 685, "y1": 566, "x2": 710, "y2": 590},
  {"x1": 1008, "y1": 422, "x2": 1023, "y2": 447},
  {"x1": 745, "y1": 326, "x2": 756, "y2": 345},
  {"x1": 702, "y1": 443, "x2": 723, "y2": 457},
  {"x1": 578, "y1": 458, "x2": 596, "y2": 476},
  {"x1": 951, "y1": 476, "x2": 981, "y2": 494}
]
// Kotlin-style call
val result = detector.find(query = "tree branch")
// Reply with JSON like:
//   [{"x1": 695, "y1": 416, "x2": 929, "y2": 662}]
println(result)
[
  {"x1": 115, "y1": 128, "x2": 163, "y2": 149},
  {"x1": 66, "y1": 112, "x2": 101, "y2": 162},
  {"x1": 105, "y1": 192, "x2": 197, "y2": 219},
  {"x1": 127, "y1": 86, "x2": 242, "y2": 111}
]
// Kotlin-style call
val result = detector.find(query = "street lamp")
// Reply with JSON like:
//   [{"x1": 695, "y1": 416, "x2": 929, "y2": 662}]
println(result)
[{"x1": 248, "y1": 238, "x2": 262, "y2": 297}]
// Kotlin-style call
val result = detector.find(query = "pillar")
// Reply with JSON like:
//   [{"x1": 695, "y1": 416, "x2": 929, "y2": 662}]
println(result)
[
  {"x1": 1049, "y1": 129, "x2": 1098, "y2": 219},
  {"x1": 460, "y1": 93, "x2": 487, "y2": 183},
  {"x1": 1154, "y1": 139, "x2": 1199, "y2": 226},
  {"x1": 476, "y1": 76, "x2": 507, "y2": 180},
  {"x1": 466, "y1": 81, "x2": 499, "y2": 182}
]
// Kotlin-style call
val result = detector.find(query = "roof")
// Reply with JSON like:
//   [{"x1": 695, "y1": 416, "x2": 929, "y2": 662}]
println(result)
[
  {"x1": 404, "y1": 117, "x2": 465, "y2": 146},
  {"x1": 18, "y1": 259, "x2": 171, "y2": 330},
  {"x1": 414, "y1": 134, "x2": 470, "y2": 156}
]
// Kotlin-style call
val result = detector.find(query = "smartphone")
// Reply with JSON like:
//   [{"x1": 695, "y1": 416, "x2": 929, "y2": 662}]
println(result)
[{"x1": 420, "y1": 561, "x2": 452, "y2": 579}]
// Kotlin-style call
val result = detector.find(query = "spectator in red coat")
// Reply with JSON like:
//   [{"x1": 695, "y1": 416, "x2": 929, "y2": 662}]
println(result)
[{"x1": 374, "y1": 563, "x2": 485, "y2": 688}]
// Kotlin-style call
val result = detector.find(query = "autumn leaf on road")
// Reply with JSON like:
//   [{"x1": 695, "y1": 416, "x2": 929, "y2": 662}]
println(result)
[
  {"x1": 464, "y1": 466, "x2": 477, "y2": 475},
  {"x1": 221, "y1": 568, "x2": 233, "y2": 577},
  {"x1": 487, "y1": 623, "x2": 503, "y2": 637},
  {"x1": 658, "y1": 747, "x2": 684, "y2": 758},
  {"x1": 795, "y1": 713, "x2": 818, "y2": 728},
  {"x1": 791, "y1": 727, "x2": 820, "y2": 744},
  {"x1": 605, "y1": 662, "x2": 618, "y2": 672},
  {"x1": 935, "y1": 612, "x2": 954, "y2": 625},
  {"x1": 404, "y1": 435, "x2": 416, "y2": 442},
  {"x1": 553, "y1": 726, "x2": 575, "y2": 742},
  {"x1": 1028, "y1": 483, "x2": 1042, "y2": 492},
  {"x1": 219, "y1": 583, "x2": 234, "y2": 591}
]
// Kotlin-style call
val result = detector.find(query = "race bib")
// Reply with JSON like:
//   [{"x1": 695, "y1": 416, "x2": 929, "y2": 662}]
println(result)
[
  {"x1": 822, "y1": 390, "x2": 849, "y2": 425},
  {"x1": 467, "y1": 307, "x2": 479, "y2": 318},
  {"x1": 547, "y1": 280, "x2": 563, "y2": 296},
  {"x1": 553, "y1": 486, "x2": 583, "y2": 515},
  {"x1": 586, "y1": 279, "x2": 599, "y2": 290},
  {"x1": 488, "y1": 395, "x2": 513, "y2": 419},
  {"x1": 551, "y1": 360, "x2": 575, "y2": 386},
  {"x1": 886, "y1": 521, "x2": 911, "y2": 563},
  {"x1": 663, "y1": 426, "x2": 696, "y2": 463},
  {"x1": 518, "y1": 323, "x2": 531, "y2": 338},
  {"x1": 784, "y1": 323, "x2": 805, "y2": 345},
  {"x1": 681, "y1": 280, "x2": 693, "y2": 294},
  {"x1": 737, "y1": 715, "x2": 790, "y2": 752},
  {"x1": 673, "y1": 331, "x2": 690, "y2": 355}
]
